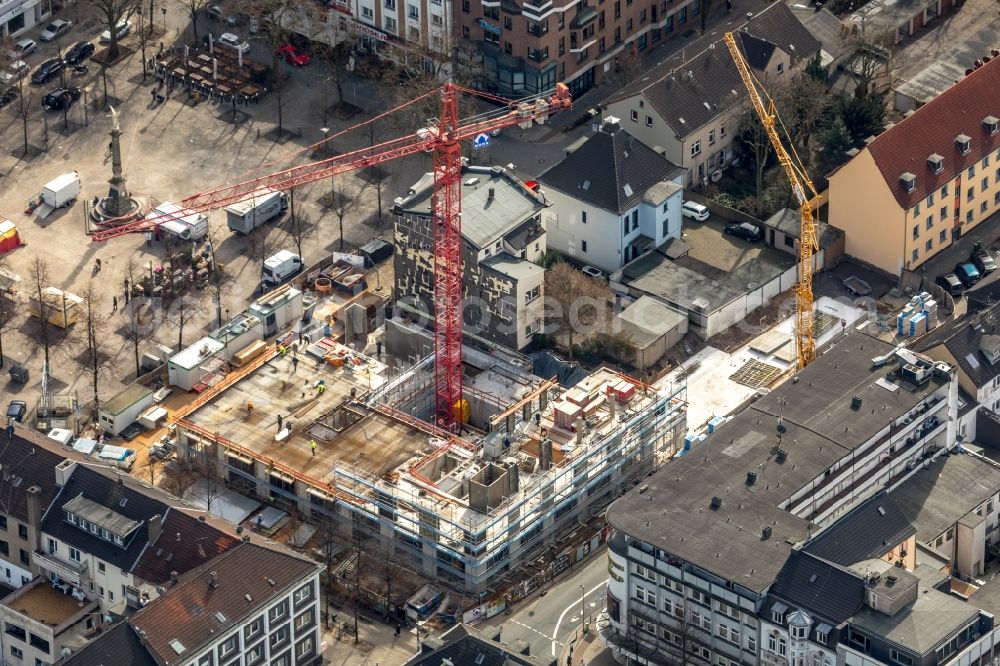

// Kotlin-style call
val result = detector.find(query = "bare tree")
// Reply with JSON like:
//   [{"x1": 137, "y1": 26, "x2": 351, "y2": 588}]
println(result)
[
  {"x1": 86, "y1": 0, "x2": 142, "y2": 61},
  {"x1": 543, "y1": 261, "x2": 611, "y2": 361},
  {"x1": 184, "y1": 0, "x2": 210, "y2": 41},
  {"x1": 169, "y1": 298, "x2": 203, "y2": 349},
  {"x1": 283, "y1": 189, "x2": 314, "y2": 260},
  {"x1": 325, "y1": 179, "x2": 365, "y2": 251},
  {"x1": 841, "y1": 24, "x2": 902, "y2": 99},
  {"x1": 249, "y1": 223, "x2": 277, "y2": 292},
  {"x1": 143, "y1": 453, "x2": 163, "y2": 486},
  {"x1": 12, "y1": 66, "x2": 36, "y2": 157},
  {"x1": 122, "y1": 296, "x2": 153, "y2": 377},
  {"x1": 77, "y1": 285, "x2": 116, "y2": 408},
  {"x1": 737, "y1": 101, "x2": 772, "y2": 216},
  {"x1": 28, "y1": 257, "x2": 54, "y2": 372},
  {"x1": 605, "y1": 46, "x2": 642, "y2": 88},
  {"x1": 161, "y1": 457, "x2": 199, "y2": 498},
  {"x1": 0, "y1": 259, "x2": 17, "y2": 368},
  {"x1": 365, "y1": 121, "x2": 388, "y2": 231}
]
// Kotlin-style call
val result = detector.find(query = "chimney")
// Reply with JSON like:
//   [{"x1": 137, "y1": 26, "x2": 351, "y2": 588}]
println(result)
[
  {"x1": 606, "y1": 389, "x2": 617, "y2": 418},
  {"x1": 147, "y1": 514, "x2": 163, "y2": 546},
  {"x1": 169, "y1": 570, "x2": 179, "y2": 586},
  {"x1": 209, "y1": 571, "x2": 219, "y2": 589},
  {"x1": 575, "y1": 416, "x2": 585, "y2": 445},
  {"x1": 54, "y1": 459, "x2": 77, "y2": 487},
  {"x1": 25, "y1": 486, "x2": 42, "y2": 550},
  {"x1": 487, "y1": 187, "x2": 495, "y2": 201}
]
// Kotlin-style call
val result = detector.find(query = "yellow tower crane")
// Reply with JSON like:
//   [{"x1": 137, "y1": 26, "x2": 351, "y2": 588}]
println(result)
[{"x1": 724, "y1": 31, "x2": 819, "y2": 368}]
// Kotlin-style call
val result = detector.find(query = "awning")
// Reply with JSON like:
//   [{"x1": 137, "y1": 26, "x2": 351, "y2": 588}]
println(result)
[{"x1": 571, "y1": 6, "x2": 597, "y2": 28}]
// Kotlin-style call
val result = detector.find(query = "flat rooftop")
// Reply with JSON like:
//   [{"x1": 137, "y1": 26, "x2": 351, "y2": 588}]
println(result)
[
  {"x1": 607, "y1": 333, "x2": 949, "y2": 592},
  {"x1": 891, "y1": 451, "x2": 1000, "y2": 542},
  {"x1": 850, "y1": 586, "x2": 981, "y2": 655},
  {"x1": 4, "y1": 580, "x2": 95, "y2": 627},
  {"x1": 895, "y1": 27, "x2": 1000, "y2": 108}
]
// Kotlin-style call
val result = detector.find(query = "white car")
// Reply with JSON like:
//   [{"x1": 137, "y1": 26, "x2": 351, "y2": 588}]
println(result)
[
  {"x1": 681, "y1": 201, "x2": 710, "y2": 221},
  {"x1": 218, "y1": 32, "x2": 250, "y2": 53},
  {"x1": 100, "y1": 19, "x2": 133, "y2": 43},
  {"x1": 207, "y1": 4, "x2": 240, "y2": 25},
  {"x1": 0, "y1": 60, "x2": 29, "y2": 84},
  {"x1": 7, "y1": 38, "x2": 37, "y2": 59},
  {"x1": 581, "y1": 265, "x2": 605, "y2": 280},
  {"x1": 39, "y1": 18, "x2": 73, "y2": 42}
]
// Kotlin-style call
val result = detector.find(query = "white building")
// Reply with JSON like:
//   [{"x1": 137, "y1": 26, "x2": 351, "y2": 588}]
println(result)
[
  {"x1": 0, "y1": 0, "x2": 50, "y2": 38},
  {"x1": 539, "y1": 119, "x2": 684, "y2": 274}
]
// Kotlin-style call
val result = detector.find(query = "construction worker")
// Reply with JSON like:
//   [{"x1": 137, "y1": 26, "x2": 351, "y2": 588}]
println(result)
[
  {"x1": 292, "y1": 356, "x2": 299, "y2": 372},
  {"x1": 278, "y1": 343, "x2": 287, "y2": 356},
  {"x1": 316, "y1": 382, "x2": 326, "y2": 395},
  {"x1": 310, "y1": 439, "x2": 317, "y2": 456}
]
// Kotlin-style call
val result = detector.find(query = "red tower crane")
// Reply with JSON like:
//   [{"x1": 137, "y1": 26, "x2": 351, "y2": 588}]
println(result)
[{"x1": 92, "y1": 82, "x2": 572, "y2": 429}]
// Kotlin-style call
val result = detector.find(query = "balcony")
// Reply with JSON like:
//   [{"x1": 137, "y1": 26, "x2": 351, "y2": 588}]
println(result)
[{"x1": 33, "y1": 550, "x2": 87, "y2": 586}]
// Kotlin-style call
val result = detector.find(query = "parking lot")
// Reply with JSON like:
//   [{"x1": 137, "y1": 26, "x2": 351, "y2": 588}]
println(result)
[{"x1": 679, "y1": 215, "x2": 782, "y2": 273}]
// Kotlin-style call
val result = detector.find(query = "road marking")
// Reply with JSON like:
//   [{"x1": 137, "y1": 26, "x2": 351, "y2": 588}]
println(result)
[
  {"x1": 551, "y1": 581, "x2": 607, "y2": 656},
  {"x1": 510, "y1": 619, "x2": 564, "y2": 646}
]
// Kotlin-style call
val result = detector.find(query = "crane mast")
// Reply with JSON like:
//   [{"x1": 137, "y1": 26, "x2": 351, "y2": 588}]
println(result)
[
  {"x1": 91, "y1": 82, "x2": 572, "y2": 429},
  {"x1": 724, "y1": 32, "x2": 818, "y2": 368}
]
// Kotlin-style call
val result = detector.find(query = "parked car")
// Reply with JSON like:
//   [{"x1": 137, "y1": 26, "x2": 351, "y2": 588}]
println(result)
[
  {"x1": 218, "y1": 32, "x2": 250, "y2": 53},
  {"x1": 39, "y1": 18, "x2": 73, "y2": 42},
  {"x1": 275, "y1": 43, "x2": 309, "y2": 66},
  {"x1": 935, "y1": 273, "x2": 964, "y2": 297},
  {"x1": 0, "y1": 85, "x2": 17, "y2": 108},
  {"x1": 724, "y1": 222, "x2": 763, "y2": 242},
  {"x1": 955, "y1": 262, "x2": 982, "y2": 288},
  {"x1": 100, "y1": 19, "x2": 133, "y2": 43},
  {"x1": 6, "y1": 400, "x2": 26, "y2": 423},
  {"x1": 972, "y1": 246, "x2": 997, "y2": 275},
  {"x1": 8, "y1": 38, "x2": 37, "y2": 59},
  {"x1": 207, "y1": 4, "x2": 240, "y2": 25},
  {"x1": 681, "y1": 201, "x2": 710, "y2": 222},
  {"x1": 42, "y1": 86, "x2": 81, "y2": 110},
  {"x1": 0, "y1": 60, "x2": 29, "y2": 84},
  {"x1": 31, "y1": 58, "x2": 65, "y2": 84},
  {"x1": 581, "y1": 265, "x2": 605, "y2": 280},
  {"x1": 63, "y1": 40, "x2": 95, "y2": 64}
]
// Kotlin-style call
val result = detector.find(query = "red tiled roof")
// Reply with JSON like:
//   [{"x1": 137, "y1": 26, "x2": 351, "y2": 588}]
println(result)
[
  {"x1": 867, "y1": 58, "x2": 1000, "y2": 210},
  {"x1": 130, "y1": 508, "x2": 239, "y2": 585}
]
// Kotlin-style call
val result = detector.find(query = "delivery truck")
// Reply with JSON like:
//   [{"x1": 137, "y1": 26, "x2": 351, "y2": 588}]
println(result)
[
  {"x1": 33, "y1": 171, "x2": 81, "y2": 219},
  {"x1": 225, "y1": 187, "x2": 288, "y2": 234},
  {"x1": 152, "y1": 201, "x2": 208, "y2": 241},
  {"x1": 261, "y1": 250, "x2": 303, "y2": 290}
]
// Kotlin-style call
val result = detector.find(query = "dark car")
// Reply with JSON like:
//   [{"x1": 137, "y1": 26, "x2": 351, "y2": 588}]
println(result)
[
  {"x1": 973, "y1": 247, "x2": 998, "y2": 275},
  {"x1": 724, "y1": 222, "x2": 763, "y2": 242},
  {"x1": 936, "y1": 273, "x2": 964, "y2": 297},
  {"x1": 955, "y1": 262, "x2": 982, "y2": 288},
  {"x1": 31, "y1": 58, "x2": 64, "y2": 85},
  {"x1": 42, "y1": 86, "x2": 80, "y2": 110},
  {"x1": 0, "y1": 85, "x2": 16, "y2": 108},
  {"x1": 6, "y1": 400, "x2": 26, "y2": 423},
  {"x1": 360, "y1": 238, "x2": 393, "y2": 267},
  {"x1": 63, "y1": 40, "x2": 95, "y2": 65}
]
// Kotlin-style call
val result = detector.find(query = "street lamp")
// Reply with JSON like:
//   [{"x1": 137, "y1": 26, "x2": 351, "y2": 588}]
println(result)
[
  {"x1": 161, "y1": 6, "x2": 167, "y2": 32},
  {"x1": 82, "y1": 86, "x2": 90, "y2": 126},
  {"x1": 580, "y1": 584, "x2": 587, "y2": 634}
]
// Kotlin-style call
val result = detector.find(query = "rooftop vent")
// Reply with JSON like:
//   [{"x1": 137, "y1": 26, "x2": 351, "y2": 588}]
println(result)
[
  {"x1": 464, "y1": 177, "x2": 480, "y2": 186},
  {"x1": 169, "y1": 640, "x2": 186, "y2": 655},
  {"x1": 746, "y1": 471, "x2": 757, "y2": 486},
  {"x1": 956, "y1": 134, "x2": 972, "y2": 154},
  {"x1": 927, "y1": 153, "x2": 944, "y2": 174},
  {"x1": 899, "y1": 172, "x2": 916, "y2": 193},
  {"x1": 710, "y1": 496, "x2": 722, "y2": 510},
  {"x1": 985, "y1": 116, "x2": 999, "y2": 135},
  {"x1": 851, "y1": 395, "x2": 863, "y2": 410},
  {"x1": 776, "y1": 449, "x2": 787, "y2": 464},
  {"x1": 208, "y1": 571, "x2": 218, "y2": 588},
  {"x1": 623, "y1": 183, "x2": 634, "y2": 197},
  {"x1": 762, "y1": 526, "x2": 772, "y2": 540},
  {"x1": 487, "y1": 187, "x2": 495, "y2": 201}
]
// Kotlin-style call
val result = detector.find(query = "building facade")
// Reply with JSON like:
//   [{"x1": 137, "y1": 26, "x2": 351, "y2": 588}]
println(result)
[
  {"x1": 828, "y1": 59, "x2": 1000, "y2": 275},
  {"x1": 393, "y1": 165, "x2": 550, "y2": 350},
  {"x1": 0, "y1": 0, "x2": 50, "y2": 37},
  {"x1": 539, "y1": 119, "x2": 684, "y2": 273}
]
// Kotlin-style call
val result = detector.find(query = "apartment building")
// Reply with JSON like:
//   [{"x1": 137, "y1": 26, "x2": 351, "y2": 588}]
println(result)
[
  {"x1": 393, "y1": 165, "x2": 551, "y2": 350},
  {"x1": 538, "y1": 117, "x2": 685, "y2": 273},
  {"x1": 828, "y1": 58, "x2": 1000, "y2": 275},
  {"x1": 603, "y1": 3, "x2": 820, "y2": 185},
  {"x1": 456, "y1": 0, "x2": 704, "y2": 97},
  {"x1": 602, "y1": 333, "x2": 960, "y2": 665}
]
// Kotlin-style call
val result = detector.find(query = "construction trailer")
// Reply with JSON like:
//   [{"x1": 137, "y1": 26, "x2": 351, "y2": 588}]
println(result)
[
  {"x1": 98, "y1": 383, "x2": 155, "y2": 436},
  {"x1": 27, "y1": 287, "x2": 82, "y2": 328}
]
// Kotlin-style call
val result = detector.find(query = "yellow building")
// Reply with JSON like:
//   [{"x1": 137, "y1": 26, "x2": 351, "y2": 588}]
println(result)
[{"x1": 828, "y1": 61, "x2": 1000, "y2": 275}]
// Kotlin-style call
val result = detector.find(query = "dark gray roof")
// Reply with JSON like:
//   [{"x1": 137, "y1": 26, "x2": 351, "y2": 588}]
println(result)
[
  {"x1": 607, "y1": 3, "x2": 821, "y2": 138},
  {"x1": 803, "y1": 493, "x2": 915, "y2": 567},
  {"x1": 0, "y1": 431, "x2": 65, "y2": 525},
  {"x1": 738, "y1": 31, "x2": 776, "y2": 71},
  {"x1": 403, "y1": 624, "x2": 552, "y2": 666},
  {"x1": 918, "y1": 301, "x2": 1000, "y2": 389},
  {"x1": 763, "y1": 207, "x2": 843, "y2": 249},
  {"x1": 41, "y1": 466, "x2": 168, "y2": 572},
  {"x1": 538, "y1": 127, "x2": 682, "y2": 214},
  {"x1": 606, "y1": 333, "x2": 945, "y2": 592},
  {"x1": 890, "y1": 451, "x2": 1000, "y2": 542},
  {"x1": 769, "y1": 551, "x2": 865, "y2": 625},
  {"x1": 58, "y1": 622, "x2": 157, "y2": 666},
  {"x1": 849, "y1": 587, "x2": 981, "y2": 656}
]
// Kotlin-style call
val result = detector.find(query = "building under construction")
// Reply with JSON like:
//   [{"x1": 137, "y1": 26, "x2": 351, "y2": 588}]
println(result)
[{"x1": 173, "y1": 340, "x2": 686, "y2": 595}]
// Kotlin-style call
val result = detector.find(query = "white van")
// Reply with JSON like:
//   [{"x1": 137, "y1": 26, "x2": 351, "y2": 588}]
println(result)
[
  {"x1": 262, "y1": 250, "x2": 303, "y2": 289},
  {"x1": 153, "y1": 201, "x2": 208, "y2": 241}
]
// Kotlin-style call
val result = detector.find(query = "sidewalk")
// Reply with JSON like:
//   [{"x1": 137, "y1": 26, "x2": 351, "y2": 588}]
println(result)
[
  {"x1": 321, "y1": 614, "x2": 416, "y2": 666},
  {"x1": 561, "y1": 628, "x2": 619, "y2": 666}
]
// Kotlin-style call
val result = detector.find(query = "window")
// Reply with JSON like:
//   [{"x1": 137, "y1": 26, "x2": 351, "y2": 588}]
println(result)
[
  {"x1": 296, "y1": 636, "x2": 315, "y2": 660},
  {"x1": 19, "y1": 549, "x2": 28, "y2": 565},
  {"x1": 384, "y1": 0, "x2": 395, "y2": 7},
  {"x1": 890, "y1": 649, "x2": 913, "y2": 666},
  {"x1": 995, "y1": 192, "x2": 1000, "y2": 206},
  {"x1": 646, "y1": 116, "x2": 653, "y2": 127},
  {"x1": 938, "y1": 230, "x2": 947, "y2": 244},
  {"x1": 926, "y1": 239, "x2": 933, "y2": 251},
  {"x1": 912, "y1": 248, "x2": 919, "y2": 262},
  {"x1": 98, "y1": 561, "x2": 106, "y2": 573},
  {"x1": 245, "y1": 616, "x2": 264, "y2": 642},
  {"x1": 293, "y1": 582, "x2": 314, "y2": 608},
  {"x1": 581, "y1": 210, "x2": 587, "y2": 224},
  {"x1": 912, "y1": 224, "x2": 920, "y2": 240},
  {"x1": 747, "y1": 635, "x2": 757, "y2": 653},
  {"x1": 524, "y1": 286, "x2": 540, "y2": 304},
  {"x1": 581, "y1": 240, "x2": 588, "y2": 252},
  {"x1": 10, "y1": 646, "x2": 23, "y2": 659},
  {"x1": 982, "y1": 201, "x2": 989, "y2": 213},
  {"x1": 985, "y1": 155, "x2": 992, "y2": 168},
  {"x1": 968, "y1": 187, "x2": 975, "y2": 202},
  {"x1": 969, "y1": 165, "x2": 976, "y2": 178},
  {"x1": 198, "y1": 653, "x2": 214, "y2": 666},
  {"x1": 630, "y1": 109, "x2": 638, "y2": 122},
  {"x1": 17, "y1": 524, "x2": 26, "y2": 540},
  {"x1": 709, "y1": 129, "x2": 716, "y2": 145},
  {"x1": 626, "y1": 18, "x2": 633, "y2": 30},
  {"x1": 268, "y1": 600, "x2": 290, "y2": 624},
  {"x1": 269, "y1": 624, "x2": 290, "y2": 651},
  {"x1": 940, "y1": 206, "x2": 948, "y2": 220},
  {"x1": 968, "y1": 210, "x2": 975, "y2": 223},
  {"x1": 691, "y1": 140, "x2": 701, "y2": 157},
  {"x1": 777, "y1": 61, "x2": 784, "y2": 74},
  {"x1": 942, "y1": 183, "x2": 949, "y2": 196},
  {"x1": 384, "y1": 16, "x2": 397, "y2": 32},
  {"x1": 503, "y1": 15, "x2": 511, "y2": 28},
  {"x1": 984, "y1": 177, "x2": 990, "y2": 192},
  {"x1": 362, "y1": 6, "x2": 374, "y2": 17},
  {"x1": 0, "y1": 516, "x2": 6, "y2": 531},
  {"x1": 69, "y1": 547, "x2": 81, "y2": 562},
  {"x1": 791, "y1": 625, "x2": 808, "y2": 639},
  {"x1": 0, "y1": 541, "x2": 7, "y2": 556},
  {"x1": 245, "y1": 642, "x2": 265, "y2": 666},
  {"x1": 218, "y1": 634, "x2": 239, "y2": 660},
  {"x1": 720, "y1": 123, "x2": 726, "y2": 137},
  {"x1": 914, "y1": 202, "x2": 921, "y2": 215},
  {"x1": 926, "y1": 216, "x2": 933, "y2": 229}
]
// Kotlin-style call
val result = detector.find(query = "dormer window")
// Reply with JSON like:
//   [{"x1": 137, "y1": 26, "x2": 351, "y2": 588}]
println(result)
[
  {"x1": 927, "y1": 154, "x2": 944, "y2": 174},
  {"x1": 956, "y1": 134, "x2": 972, "y2": 155},
  {"x1": 900, "y1": 172, "x2": 916, "y2": 193},
  {"x1": 984, "y1": 116, "x2": 999, "y2": 135}
]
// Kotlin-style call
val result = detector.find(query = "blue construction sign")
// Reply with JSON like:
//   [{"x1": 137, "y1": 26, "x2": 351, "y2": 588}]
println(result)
[{"x1": 473, "y1": 133, "x2": 490, "y2": 150}]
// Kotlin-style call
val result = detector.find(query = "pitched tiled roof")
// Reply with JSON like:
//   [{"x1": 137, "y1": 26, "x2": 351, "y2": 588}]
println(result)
[
  {"x1": 130, "y1": 543, "x2": 319, "y2": 664},
  {"x1": 769, "y1": 551, "x2": 865, "y2": 625},
  {"x1": 539, "y1": 127, "x2": 683, "y2": 213},
  {"x1": 917, "y1": 300, "x2": 1000, "y2": 389},
  {"x1": 59, "y1": 621, "x2": 157, "y2": 666},
  {"x1": 866, "y1": 59, "x2": 1000, "y2": 209},
  {"x1": 403, "y1": 624, "x2": 549, "y2": 666},
  {"x1": 131, "y1": 509, "x2": 239, "y2": 585},
  {"x1": 607, "y1": 3, "x2": 820, "y2": 138},
  {"x1": 0, "y1": 432, "x2": 65, "y2": 525},
  {"x1": 803, "y1": 492, "x2": 914, "y2": 566},
  {"x1": 738, "y1": 31, "x2": 776, "y2": 71}
]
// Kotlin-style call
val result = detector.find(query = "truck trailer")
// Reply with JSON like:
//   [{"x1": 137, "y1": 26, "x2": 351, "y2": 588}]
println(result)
[{"x1": 225, "y1": 188, "x2": 288, "y2": 234}]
